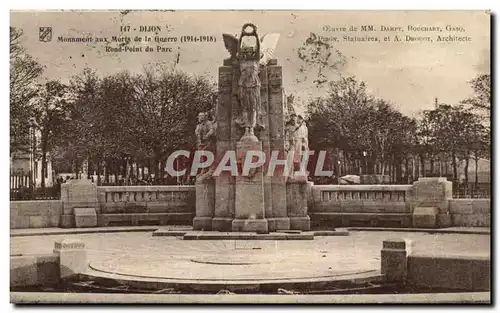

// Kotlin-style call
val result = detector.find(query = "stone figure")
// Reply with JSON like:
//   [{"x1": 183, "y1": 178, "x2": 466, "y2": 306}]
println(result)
[
  {"x1": 236, "y1": 46, "x2": 264, "y2": 137},
  {"x1": 195, "y1": 112, "x2": 216, "y2": 182},
  {"x1": 284, "y1": 114, "x2": 298, "y2": 153},
  {"x1": 294, "y1": 115, "x2": 309, "y2": 153},
  {"x1": 222, "y1": 24, "x2": 280, "y2": 140},
  {"x1": 195, "y1": 112, "x2": 216, "y2": 151},
  {"x1": 285, "y1": 114, "x2": 309, "y2": 172}
]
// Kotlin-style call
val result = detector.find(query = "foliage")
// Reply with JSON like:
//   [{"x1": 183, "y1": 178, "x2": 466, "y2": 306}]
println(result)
[{"x1": 10, "y1": 27, "x2": 44, "y2": 154}]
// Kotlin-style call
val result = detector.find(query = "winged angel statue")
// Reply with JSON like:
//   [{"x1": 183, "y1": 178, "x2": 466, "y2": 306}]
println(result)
[{"x1": 223, "y1": 24, "x2": 280, "y2": 140}]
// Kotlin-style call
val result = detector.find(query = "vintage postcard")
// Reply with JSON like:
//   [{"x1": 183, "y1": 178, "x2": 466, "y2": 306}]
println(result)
[{"x1": 9, "y1": 10, "x2": 491, "y2": 304}]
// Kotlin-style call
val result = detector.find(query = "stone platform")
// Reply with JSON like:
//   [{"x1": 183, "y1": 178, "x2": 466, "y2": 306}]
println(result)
[
  {"x1": 84, "y1": 238, "x2": 380, "y2": 293},
  {"x1": 11, "y1": 230, "x2": 490, "y2": 294},
  {"x1": 152, "y1": 227, "x2": 348, "y2": 240}
]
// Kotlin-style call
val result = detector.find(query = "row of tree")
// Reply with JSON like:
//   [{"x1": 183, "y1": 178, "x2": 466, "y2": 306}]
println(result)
[
  {"x1": 307, "y1": 75, "x2": 490, "y2": 185},
  {"x1": 10, "y1": 27, "x2": 217, "y2": 187}
]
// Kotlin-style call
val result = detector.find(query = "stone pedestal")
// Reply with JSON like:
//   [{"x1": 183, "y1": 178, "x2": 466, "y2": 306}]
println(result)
[
  {"x1": 74, "y1": 208, "x2": 97, "y2": 228},
  {"x1": 286, "y1": 176, "x2": 311, "y2": 231},
  {"x1": 412, "y1": 207, "x2": 439, "y2": 228},
  {"x1": 193, "y1": 179, "x2": 215, "y2": 230},
  {"x1": 381, "y1": 239, "x2": 413, "y2": 282},
  {"x1": 53, "y1": 238, "x2": 87, "y2": 281},
  {"x1": 232, "y1": 139, "x2": 268, "y2": 233},
  {"x1": 412, "y1": 177, "x2": 453, "y2": 228},
  {"x1": 60, "y1": 179, "x2": 98, "y2": 228}
]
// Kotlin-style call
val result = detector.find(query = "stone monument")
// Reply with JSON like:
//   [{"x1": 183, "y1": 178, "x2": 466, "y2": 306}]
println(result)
[{"x1": 192, "y1": 23, "x2": 310, "y2": 232}]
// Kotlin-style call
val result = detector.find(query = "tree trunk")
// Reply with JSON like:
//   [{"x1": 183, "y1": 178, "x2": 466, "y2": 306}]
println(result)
[
  {"x1": 474, "y1": 153, "x2": 479, "y2": 191},
  {"x1": 40, "y1": 130, "x2": 49, "y2": 188},
  {"x1": 439, "y1": 158, "x2": 442, "y2": 177},
  {"x1": 396, "y1": 157, "x2": 403, "y2": 184},
  {"x1": 430, "y1": 157, "x2": 434, "y2": 176},
  {"x1": 452, "y1": 151, "x2": 458, "y2": 182},
  {"x1": 147, "y1": 159, "x2": 152, "y2": 181},
  {"x1": 464, "y1": 156, "x2": 470, "y2": 191},
  {"x1": 74, "y1": 159, "x2": 79, "y2": 179},
  {"x1": 97, "y1": 159, "x2": 102, "y2": 185},
  {"x1": 412, "y1": 156, "x2": 416, "y2": 181},
  {"x1": 105, "y1": 158, "x2": 110, "y2": 184},
  {"x1": 403, "y1": 158, "x2": 408, "y2": 183},
  {"x1": 113, "y1": 158, "x2": 120, "y2": 185},
  {"x1": 87, "y1": 157, "x2": 91, "y2": 180},
  {"x1": 419, "y1": 154, "x2": 425, "y2": 177},
  {"x1": 153, "y1": 157, "x2": 160, "y2": 184}
]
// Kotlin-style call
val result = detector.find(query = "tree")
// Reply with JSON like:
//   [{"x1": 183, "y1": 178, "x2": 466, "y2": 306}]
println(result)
[
  {"x1": 461, "y1": 73, "x2": 491, "y2": 121},
  {"x1": 10, "y1": 27, "x2": 44, "y2": 154},
  {"x1": 307, "y1": 76, "x2": 419, "y2": 182},
  {"x1": 30, "y1": 80, "x2": 72, "y2": 187},
  {"x1": 307, "y1": 76, "x2": 377, "y2": 177},
  {"x1": 131, "y1": 67, "x2": 216, "y2": 182}
]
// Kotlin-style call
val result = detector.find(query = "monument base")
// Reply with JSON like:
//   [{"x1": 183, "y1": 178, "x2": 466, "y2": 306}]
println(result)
[
  {"x1": 267, "y1": 217, "x2": 290, "y2": 232},
  {"x1": 60, "y1": 214, "x2": 75, "y2": 228},
  {"x1": 290, "y1": 216, "x2": 311, "y2": 231},
  {"x1": 193, "y1": 217, "x2": 213, "y2": 231},
  {"x1": 232, "y1": 218, "x2": 269, "y2": 233},
  {"x1": 211, "y1": 217, "x2": 233, "y2": 231}
]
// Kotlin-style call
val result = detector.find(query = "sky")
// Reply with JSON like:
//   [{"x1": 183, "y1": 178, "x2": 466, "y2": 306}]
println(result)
[{"x1": 10, "y1": 10, "x2": 491, "y2": 117}]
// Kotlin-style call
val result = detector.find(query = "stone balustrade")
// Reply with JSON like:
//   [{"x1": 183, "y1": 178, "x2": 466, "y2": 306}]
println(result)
[
  {"x1": 313, "y1": 185, "x2": 412, "y2": 208},
  {"x1": 95, "y1": 185, "x2": 195, "y2": 227},
  {"x1": 309, "y1": 180, "x2": 430, "y2": 228},
  {"x1": 97, "y1": 185, "x2": 195, "y2": 214},
  {"x1": 310, "y1": 185, "x2": 413, "y2": 228}
]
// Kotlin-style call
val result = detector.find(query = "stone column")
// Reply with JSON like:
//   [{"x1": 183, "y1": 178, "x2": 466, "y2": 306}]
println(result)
[
  {"x1": 53, "y1": 238, "x2": 87, "y2": 281},
  {"x1": 286, "y1": 175, "x2": 311, "y2": 231},
  {"x1": 232, "y1": 139, "x2": 268, "y2": 233},
  {"x1": 381, "y1": 238, "x2": 413, "y2": 282},
  {"x1": 60, "y1": 179, "x2": 98, "y2": 228},
  {"x1": 193, "y1": 178, "x2": 215, "y2": 230},
  {"x1": 266, "y1": 61, "x2": 290, "y2": 231},
  {"x1": 259, "y1": 65, "x2": 274, "y2": 231},
  {"x1": 212, "y1": 61, "x2": 236, "y2": 231},
  {"x1": 411, "y1": 177, "x2": 453, "y2": 228}
]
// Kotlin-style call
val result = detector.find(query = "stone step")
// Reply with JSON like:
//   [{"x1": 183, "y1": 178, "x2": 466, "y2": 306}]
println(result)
[
  {"x1": 310, "y1": 212, "x2": 412, "y2": 228},
  {"x1": 97, "y1": 213, "x2": 193, "y2": 227},
  {"x1": 182, "y1": 231, "x2": 314, "y2": 240}
]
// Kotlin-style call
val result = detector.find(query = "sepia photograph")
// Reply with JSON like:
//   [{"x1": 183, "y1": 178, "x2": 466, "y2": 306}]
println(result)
[{"x1": 8, "y1": 9, "x2": 491, "y2": 304}]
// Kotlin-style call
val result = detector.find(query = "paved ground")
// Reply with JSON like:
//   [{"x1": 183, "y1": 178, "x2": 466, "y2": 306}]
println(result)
[
  {"x1": 10, "y1": 292, "x2": 492, "y2": 304},
  {"x1": 10, "y1": 226, "x2": 490, "y2": 237},
  {"x1": 10, "y1": 230, "x2": 490, "y2": 283}
]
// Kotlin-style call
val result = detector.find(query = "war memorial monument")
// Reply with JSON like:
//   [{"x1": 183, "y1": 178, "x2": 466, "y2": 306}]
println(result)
[{"x1": 9, "y1": 11, "x2": 491, "y2": 304}]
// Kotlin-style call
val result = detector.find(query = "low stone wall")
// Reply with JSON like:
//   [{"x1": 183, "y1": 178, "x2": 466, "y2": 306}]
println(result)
[
  {"x1": 10, "y1": 254, "x2": 60, "y2": 288},
  {"x1": 97, "y1": 185, "x2": 195, "y2": 214},
  {"x1": 95, "y1": 185, "x2": 196, "y2": 227},
  {"x1": 11, "y1": 238, "x2": 87, "y2": 289},
  {"x1": 309, "y1": 178, "x2": 491, "y2": 228},
  {"x1": 309, "y1": 185, "x2": 414, "y2": 228},
  {"x1": 449, "y1": 199, "x2": 490, "y2": 227},
  {"x1": 10, "y1": 200, "x2": 62, "y2": 229},
  {"x1": 407, "y1": 254, "x2": 490, "y2": 291},
  {"x1": 381, "y1": 239, "x2": 490, "y2": 292},
  {"x1": 10, "y1": 179, "x2": 491, "y2": 230}
]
